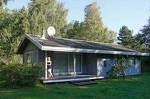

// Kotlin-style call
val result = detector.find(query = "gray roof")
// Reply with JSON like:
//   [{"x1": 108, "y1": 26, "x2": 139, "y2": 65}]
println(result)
[{"x1": 17, "y1": 34, "x2": 149, "y2": 56}]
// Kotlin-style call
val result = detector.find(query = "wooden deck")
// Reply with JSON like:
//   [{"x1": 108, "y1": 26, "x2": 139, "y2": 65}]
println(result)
[{"x1": 43, "y1": 75, "x2": 104, "y2": 83}]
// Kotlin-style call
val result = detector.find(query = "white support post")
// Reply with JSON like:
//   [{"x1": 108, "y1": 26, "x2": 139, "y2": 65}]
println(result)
[
  {"x1": 45, "y1": 51, "x2": 48, "y2": 79},
  {"x1": 73, "y1": 53, "x2": 76, "y2": 76}
]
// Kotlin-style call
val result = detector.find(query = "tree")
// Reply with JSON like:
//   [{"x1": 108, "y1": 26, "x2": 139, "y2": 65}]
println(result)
[
  {"x1": 61, "y1": 21, "x2": 82, "y2": 39},
  {"x1": 0, "y1": 0, "x2": 8, "y2": 7},
  {"x1": 66, "y1": 2, "x2": 116, "y2": 43},
  {"x1": 0, "y1": 9, "x2": 29, "y2": 64},
  {"x1": 28, "y1": 0, "x2": 67, "y2": 36},
  {"x1": 118, "y1": 26, "x2": 133, "y2": 48},
  {"x1": 81, "y1": 2, "x2": 106, "y2": 42},
  {"x1": 106, "y1": 30, "x2": 116, "y2": 43},
  {"x1": 0, "y1": 0, "x2": 68, "y2": 64},
  {"x1": 0, "y1": 0, "x2": 12, "y2": 9},
  {"x1": 140, "y1": 18, "x2": 150, "y2": 51},
  {"x1": 132, "y1": 33, "x2": 144, "y2": 51},
  {"x1": 132, "y1": 18, "x2": 150, "y2": 52}
]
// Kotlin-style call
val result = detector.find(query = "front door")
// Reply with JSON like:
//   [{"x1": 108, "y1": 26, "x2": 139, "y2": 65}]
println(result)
[{"x1": 97, "y1": 58, "x2": 106, "y2": 76}]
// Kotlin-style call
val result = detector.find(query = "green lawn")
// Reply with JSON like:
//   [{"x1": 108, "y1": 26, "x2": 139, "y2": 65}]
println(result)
[{"x1": 0, "y1": 73, "x2": 150, "y2": 99}]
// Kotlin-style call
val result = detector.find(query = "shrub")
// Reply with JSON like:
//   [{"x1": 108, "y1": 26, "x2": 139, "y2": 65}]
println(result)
[
  {"x1": 107, "y1": 57, "x2": 130, "y2": 79},
  {"x1": 0, "y1": 63, "x2": 43, "y2": 88},
  {"x1": 107, "y1": 63, "x2": 125, "y2": 78}
]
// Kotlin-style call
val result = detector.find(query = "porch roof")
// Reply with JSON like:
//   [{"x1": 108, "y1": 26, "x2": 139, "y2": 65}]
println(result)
[{"x1": 17, "y1": 34, "x2": 150, "y2": 56}]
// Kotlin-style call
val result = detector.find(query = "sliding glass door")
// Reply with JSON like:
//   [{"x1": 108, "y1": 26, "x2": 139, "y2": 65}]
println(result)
[
  {"x1": 68, "y1": 53, "x2": 74, "y2": 74},
  {"x1": 68, "y1": 53, "x2": 82, "y2": 74},
  {"x1": 53, "y1": 52, "x2": 68, "y2": 76},
  {"x1": 53, "y1": 52, "x2": 82, "y2": 76}
]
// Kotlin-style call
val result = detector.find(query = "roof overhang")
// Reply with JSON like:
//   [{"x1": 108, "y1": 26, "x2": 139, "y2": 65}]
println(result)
[
  {"x1": 17, "y1": 34, "x2": 150, "y2": 56},
  {"x1": 41, "y1": 46, "x2": 150, "y2": 56}
]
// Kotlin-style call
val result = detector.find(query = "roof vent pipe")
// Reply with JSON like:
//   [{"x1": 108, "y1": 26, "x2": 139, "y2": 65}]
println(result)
[{"x1": 41, "y1": 29, "x2": 46, "y2": 39}]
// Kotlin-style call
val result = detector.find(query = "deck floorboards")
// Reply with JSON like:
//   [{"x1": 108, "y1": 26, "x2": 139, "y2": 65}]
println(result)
[{"x1": 43, "y1": 75, "x2": 104, "y2": 83}]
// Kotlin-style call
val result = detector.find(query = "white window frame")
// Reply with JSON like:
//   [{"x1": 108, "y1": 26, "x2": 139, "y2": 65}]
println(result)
[
  {"x1": 68, "y1": 53, "x2": 83, "y2": 75},
  {"x1": 53, "y1": 52, "x2": 83, "y2": 76}
]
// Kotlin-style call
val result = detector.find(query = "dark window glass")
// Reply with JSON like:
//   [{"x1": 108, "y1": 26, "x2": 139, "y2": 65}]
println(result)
[
  {"x1": 104, "y1": 60, "x2": 107, "y2": 67},
  {"x1": 24, "y1": 52, "x2": 32, "y2": 64}
]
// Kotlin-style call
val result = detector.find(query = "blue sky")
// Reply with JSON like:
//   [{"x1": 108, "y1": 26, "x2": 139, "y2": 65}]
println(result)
[{"x1": 7, "y1": 0, "x2": 150, "y2": 35}]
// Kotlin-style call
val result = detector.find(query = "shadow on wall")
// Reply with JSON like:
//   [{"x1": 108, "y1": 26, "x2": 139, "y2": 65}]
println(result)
[{"x1": 141, "y1": 57, "x2": 150, "y2": 72}]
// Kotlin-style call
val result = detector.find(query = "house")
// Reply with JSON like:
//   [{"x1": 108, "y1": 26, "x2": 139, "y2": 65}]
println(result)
[{"x1": 17, "y1": 34, "x2": 149, "y2": 83}]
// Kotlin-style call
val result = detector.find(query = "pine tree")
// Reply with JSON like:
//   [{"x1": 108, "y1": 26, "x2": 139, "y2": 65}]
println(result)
[
  {"x1": 118, "y1": 26, "x2": 133, "y2": 48},
  {"x1": 132, "y1": 33, "x2": 143, "y2": 51},
  {"x1": 140, "y1": 18, "x2": 150, "y2": 51}
]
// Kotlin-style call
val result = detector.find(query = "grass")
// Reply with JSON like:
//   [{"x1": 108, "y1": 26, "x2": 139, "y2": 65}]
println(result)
[{"x1": 0, "y1": 72, "x2": 150, "y2": 99}]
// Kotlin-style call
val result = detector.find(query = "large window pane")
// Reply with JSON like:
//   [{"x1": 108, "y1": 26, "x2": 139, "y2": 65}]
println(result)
[
  {"x1": 53, "y1": 52, "x2": 68, "y2": 75},
  {"x1": 53, "y1": 52, "x2": 82, "y2": 75},
  {"x1": 68, "y1": 53, "x2": 74, "y2": 72},
  {"x1": 76, "y1": 53, "x2": 81, "y2": 72}
]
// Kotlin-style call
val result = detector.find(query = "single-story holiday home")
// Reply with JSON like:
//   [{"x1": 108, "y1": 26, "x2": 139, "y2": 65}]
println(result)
[{"x1": 17, "y1": 33, "x2": 149, "y2": 83}]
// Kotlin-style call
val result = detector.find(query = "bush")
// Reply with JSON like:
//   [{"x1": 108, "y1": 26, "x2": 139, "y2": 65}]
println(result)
[
  {"x1": 107, "y1": 63, "x2": 125, "y2": 79},
  {"x1": 107, "y1": 57, "x2": 129, "y2": 79},
  {"x1": 0, "y1": 63, "x2": 43, "y2": 88}
]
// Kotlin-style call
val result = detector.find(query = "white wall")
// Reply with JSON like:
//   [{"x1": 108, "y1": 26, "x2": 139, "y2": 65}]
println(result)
[
  {"x1": 96, "y1": 57, "x2": 141, "y2": 77},
  {"x1": 124, "y1": 58, "x2": 141, "y2": 75}
]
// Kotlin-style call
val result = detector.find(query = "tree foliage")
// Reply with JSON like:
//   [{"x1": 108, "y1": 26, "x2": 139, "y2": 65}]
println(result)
[
  {"x1": 0, "y1": 64, "x2": 43, "y2": 88},
  {"x1": 140, "y1": 18, "x2": 150, "y2": 52},
  {"x1": 132, "y1": 33, "x2": 144, "y2": 51},
  {"x1": 132, "y1": 18, "x2": 150, "y2": 52},
  {"x1": 28, "y1": 0, "x2": 67, "y2": 36},
  {"x1": 62, "y1": 2, "x2": 116, "y2": 43},
  {"x1": 0, "y1": 9, "x2": 29, "y2": 63},
  {"x1": 118, "y1": 26, "x2": 133, "y2": 48},
  {"x1": 107, "y1": 57, "x2": 131, "y2": 78},
  {"x1": 0, "y1": 0, "x2": 10, "y2": 8},
  {"x1": 0, "y1": 0, "x2": 68, "y2": 64}
]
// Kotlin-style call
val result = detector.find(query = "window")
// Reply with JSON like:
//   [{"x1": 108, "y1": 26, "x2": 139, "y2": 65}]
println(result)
[
  {"x1": 24, "y1": 52, "x2": 32, "y2": 64},
  {"x1": 103, "y1": 60, "x2": 107, "y2": 67},
  {"x1": 76, "y1": 53, "x2": 82, "y2": 73},
  {"x1": 128, "y1": 58, "x2": 134, "y2": 67},
  {"x1": 68, "y1": 53, "x2": 74, "y2": 72},
  {"x1": 53, "y1": 52, "x2": 68, "y2": 75},
  {"x1": 68, "y1": 53, "x2": 82, "y2": 73},
  {"x1": 53, "y1": 52, "x2": 82, "y2": 75}
]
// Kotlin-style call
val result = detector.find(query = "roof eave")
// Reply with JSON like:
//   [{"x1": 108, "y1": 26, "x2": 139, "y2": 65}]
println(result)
[
  {"x1": 25, "y1": 34, "x2": 43, "y2": 50},
  {"x1": 41, "y1": 46, "x2": 149, "y2": 56},
  {"x1": 16, "y1": 34, "x2": 43, "y2": 54}
]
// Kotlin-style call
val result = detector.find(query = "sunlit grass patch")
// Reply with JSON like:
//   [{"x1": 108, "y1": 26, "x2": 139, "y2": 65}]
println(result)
[{"x1": 0, "y1": 72, "x2": 150, "y2": 99}]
